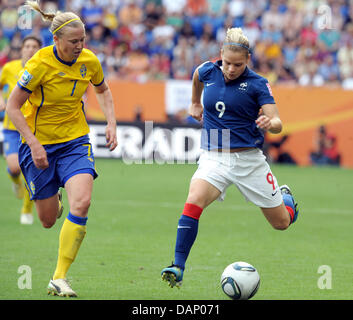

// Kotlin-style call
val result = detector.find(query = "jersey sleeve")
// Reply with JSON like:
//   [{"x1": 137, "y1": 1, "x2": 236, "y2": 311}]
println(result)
[
  {"x1": 256, "y1": 78, "x2": 275, "y2": 106},
  {"x1": 17, "y1": 53, "x2": 46, "y2": 93},
  {"x1": 197, "y1": 61, "x2": 214, "y2": 83},
  {"x1": 90, "y1": 55, "x2": 105, "y2": 86}
]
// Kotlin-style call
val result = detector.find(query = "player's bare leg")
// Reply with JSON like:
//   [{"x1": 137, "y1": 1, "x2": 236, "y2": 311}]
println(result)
[
  {"x1": 35, "y1": 193, "x2": 61, "y2": 228},
  {"x1": 261, "y1": 185, "x2": 299, "y2": 230},
  {"x1": 65, "y1": 173, "x2": 93, "y2": 218},
  {"x1": 261, "y1": 203, "x2": 291, "y2": 230},
  {"x1": 186, "y1": 178, "x2": 221, "y2": 209}
]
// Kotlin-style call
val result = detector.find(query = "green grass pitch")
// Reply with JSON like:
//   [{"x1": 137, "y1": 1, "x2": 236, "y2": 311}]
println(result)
[{"x1": 0, "y1": 157, "x2": 352, "y2": 300}]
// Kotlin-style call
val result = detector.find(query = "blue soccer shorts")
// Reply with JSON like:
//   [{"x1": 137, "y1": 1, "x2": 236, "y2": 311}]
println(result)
[
  {"x1": 18, "y1": 135, "x2": 98, "y2": 200},
  {"x1": 3, "y1": 129, "x2": 21, "y2": 156}
]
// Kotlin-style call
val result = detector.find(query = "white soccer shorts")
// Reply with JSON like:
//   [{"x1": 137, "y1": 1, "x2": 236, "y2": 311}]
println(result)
[{"x1": 191, "y1": 149, "x2": 283, "y2": 208}]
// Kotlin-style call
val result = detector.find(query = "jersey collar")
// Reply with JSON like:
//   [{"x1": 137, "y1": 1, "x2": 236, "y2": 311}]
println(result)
[{"x1": 53, "y1": 45, "x2": 77, "y2": 66}]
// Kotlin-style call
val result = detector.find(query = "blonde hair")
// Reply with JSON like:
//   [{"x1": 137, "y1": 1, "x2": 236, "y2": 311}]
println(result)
[
  {"x1": 222, "y1": 28, "x2": 250, "y2": 55},
  {"x1": 25, "y1": 0, "x2": 84, "y2": 37}
]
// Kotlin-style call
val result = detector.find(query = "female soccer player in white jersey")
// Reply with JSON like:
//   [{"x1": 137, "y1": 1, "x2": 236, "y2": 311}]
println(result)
[
  {"x1": 161, "y1": 28, "x2": 300, "y2": 288},
  {"x1": 6, "y1": 1, "x2": 117, "y2": 297}
]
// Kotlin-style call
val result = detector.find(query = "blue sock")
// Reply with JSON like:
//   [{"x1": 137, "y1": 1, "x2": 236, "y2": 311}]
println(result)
[{"x1": 174, "y1": 215, "x2": 199, "y2": 270}]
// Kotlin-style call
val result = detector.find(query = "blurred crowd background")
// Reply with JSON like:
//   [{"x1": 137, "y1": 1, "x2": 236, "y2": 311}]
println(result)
[{"x1": 1, "y1": 0, "x2": 353, "y2": 88}]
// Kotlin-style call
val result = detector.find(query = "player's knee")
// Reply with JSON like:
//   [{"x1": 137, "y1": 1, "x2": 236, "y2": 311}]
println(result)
[
  {"x1": 8, "y1": 166, "x2": 21, "y2": 176},
  {"x1": 71, "y1": 196, "x2": 91, "y2": 215},
  {"x1": 271, "y1": 220, "x2": 289, "y2": 231},
  {"x1": 40, "y1": 217, "x2": 56, "y2": 229}
]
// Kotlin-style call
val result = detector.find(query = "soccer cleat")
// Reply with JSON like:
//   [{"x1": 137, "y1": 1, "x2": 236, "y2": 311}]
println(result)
[
  {"x1": 161, "y1": 263, "x2": 183, "y2": 288},
  {"x1": 20, "y1": 213, "x2": 33, "y2": 225},
  {"x1": 280, "y1": 184, "x2": 299, "y2": 223},
  {"x1": 57, "y1": 189, "x2": 64, "y2": 219},
  {"x1": 47, "y1": 279, "x2": 77, "y2": 297}
]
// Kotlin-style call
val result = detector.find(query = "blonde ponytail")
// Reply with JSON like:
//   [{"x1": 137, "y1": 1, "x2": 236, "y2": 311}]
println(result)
[
  {"x1": 25, "y1": 0, "x2": 56, "y2": 21},
  {"x1": 25, "y1": 0, "x2": 84, "y2": 37}
]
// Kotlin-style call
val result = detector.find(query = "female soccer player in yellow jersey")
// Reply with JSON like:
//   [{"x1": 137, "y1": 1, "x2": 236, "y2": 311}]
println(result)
[
  {"x1": 6, "y1": 1, "x2": 118, "y2": 297},
  {"x1": 0, "y1": 35, "x2": 41, "y2": 224}
]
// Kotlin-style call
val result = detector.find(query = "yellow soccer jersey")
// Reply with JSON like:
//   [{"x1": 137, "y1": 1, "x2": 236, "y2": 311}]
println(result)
[
  {"x1": 0, "y1": 59, "x2": 23, "y2": 131},
  {"x1": 18, "y1": 45, "x2": 104, "y2": 145}
]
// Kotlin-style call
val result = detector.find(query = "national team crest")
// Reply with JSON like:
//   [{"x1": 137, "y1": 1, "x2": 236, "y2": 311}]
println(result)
[{"x1": 80, "y1": 64, "x2": 87, "y2": 78}]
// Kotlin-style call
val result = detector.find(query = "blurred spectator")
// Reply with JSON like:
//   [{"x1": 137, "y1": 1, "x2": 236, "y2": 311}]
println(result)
[
  {"x1": 144, "y1": 1, "x2": 163, "y2": 31},
  {"x1": 186, "y1": 0, "x2": 208, "y2": 17},
  {"x1": 263, "y1": 134, "x2": 297, "y2": 165},
  {"x1": 300, "y1": 21, "x2": 317, "y2": 45},
  {"x1": 262, "y1": 2, "x2": 283, "y2": 31},
  {"x1": 172, "y1": 36, "x2": 194, "y2": 78},
  {"x1": 242, "y1": 18, "x2": 261, "y2": 46},
  {"x1": 282, "y1": 38, "x2": 298, "y2": 68},
  {"x1": 227, "y1": 0, "x2": 245, "y2": 19},
  {"x1": 118, "y1": 0, "x2": 143, "y2": 27},
  {"x1": 258, "y1": 61, "x2": 278, "y2": 85},
  {"x1": 162, "y1": 0, "x2": 186, "y2": 15},
  {"x1": 81, "y1": 0, "x2": 104, "y2": 30},
  {"x1": 317, "y1": 27, "x2": 341, "y2": 53},
  {"x1": 261, "y1": 23, "x2": 283, "y2": 43},
  {"x1": 149, "y1": 53, "x2": 170, "y2": 79},
  {"x1": 121, "y1": 49, "x2": 150, "y2": 82},
  {"x1": 207, "y1": 0, "x2": 227, "y2": 16},
  {"x1": 317, "y1": 54, "x2": 340, "y2": 83},
  {"x1": 310, "y1": 125, "x2": 341, "y2": 166},
  {"x1": 0, "y1": 0, "x2": 18, "y2": 39},
  {"x1": 282, "y1": 3, "x2": 304, "y2": 33},
  {"x1": 341, "y1": 69, "x2": 353, "y2": 90},
  {"x1": 194, "y1": 33, "x2": 218, "y2": 62},
  {"x1": 298, "y1": 61, "x2": 325, "y2": 87}
]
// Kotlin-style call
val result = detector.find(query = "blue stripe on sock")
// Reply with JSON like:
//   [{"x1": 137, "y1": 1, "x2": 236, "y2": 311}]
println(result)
[{"x1": 67, "y1": 212, "x2": 88, "y2": 226}]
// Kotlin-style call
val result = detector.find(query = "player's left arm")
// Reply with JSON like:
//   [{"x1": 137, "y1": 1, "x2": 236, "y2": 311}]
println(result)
[
  {"x1": 94, "y1": 81, "x2": 118, "y2": 151},
  {"x1": 256, "y1": 103, "x2": 283, "y2": 134}
]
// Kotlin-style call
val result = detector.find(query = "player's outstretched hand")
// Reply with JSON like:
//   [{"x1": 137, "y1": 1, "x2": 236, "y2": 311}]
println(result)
[{"x1": 189, "y1": 103, "x2": 203, "y2": 122}]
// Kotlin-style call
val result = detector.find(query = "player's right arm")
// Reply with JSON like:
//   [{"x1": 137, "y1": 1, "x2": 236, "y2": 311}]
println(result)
[
  {"x1": 189, "y1": 67, "x2": 204, "y2": 122},
  {"x1": 6, "y1": 85, "x2": 48, "y2": 169}
]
